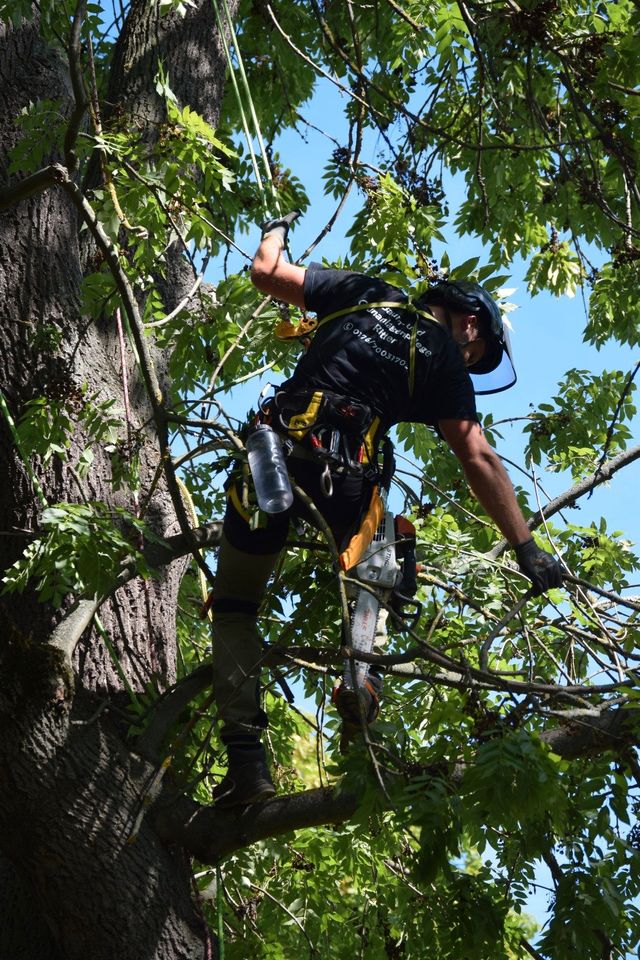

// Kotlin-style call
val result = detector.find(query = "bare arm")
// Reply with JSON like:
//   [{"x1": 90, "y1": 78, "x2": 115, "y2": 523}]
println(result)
[
  {"x1": 438, "y1": 418, "x2": 531, "y2": 546},
  {"x1": 250, "y1": 236, "x2": 307, "y2": 308}
]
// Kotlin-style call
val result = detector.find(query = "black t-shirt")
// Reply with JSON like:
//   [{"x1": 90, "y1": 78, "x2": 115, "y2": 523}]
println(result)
[{"x1": 281, "y1": 264, "x2": 478, "y2": 430}]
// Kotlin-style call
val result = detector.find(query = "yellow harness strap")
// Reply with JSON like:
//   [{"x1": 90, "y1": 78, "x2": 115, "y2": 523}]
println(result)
[
  {"x1": 360, "y1": 415, "x2": 380, "y2": 465},
  {"x1": 228, "y1": 479, "x2": 252, "y2": 522},
  {"x1": 286, "y1": 390, "x2": 325, "y2": 440}
]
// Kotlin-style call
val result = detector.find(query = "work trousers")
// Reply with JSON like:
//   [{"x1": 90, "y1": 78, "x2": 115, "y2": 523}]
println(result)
[{"x1": 211, "y1": 456, "x2": 378, "y2": 741}]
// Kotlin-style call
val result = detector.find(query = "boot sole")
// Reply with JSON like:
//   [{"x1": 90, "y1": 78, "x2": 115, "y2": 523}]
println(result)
[{"x1": 214, "y1": 781, "x2": 276, "y2": 809}]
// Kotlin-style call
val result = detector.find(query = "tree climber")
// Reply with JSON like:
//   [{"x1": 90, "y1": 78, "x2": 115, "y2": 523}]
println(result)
[{"x1": 209, "y1": 211, "x2": 564, "y2": 808}]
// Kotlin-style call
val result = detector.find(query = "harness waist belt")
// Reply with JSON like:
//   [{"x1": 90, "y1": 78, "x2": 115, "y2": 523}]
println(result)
[{"x1": 267, "y1": 388, "x2": 385, "y2": 469}]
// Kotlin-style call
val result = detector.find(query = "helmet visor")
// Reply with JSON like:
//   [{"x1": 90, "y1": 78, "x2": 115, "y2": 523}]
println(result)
[{"x1": 469, "y1": 327, "x2": 517, "y2": 395}]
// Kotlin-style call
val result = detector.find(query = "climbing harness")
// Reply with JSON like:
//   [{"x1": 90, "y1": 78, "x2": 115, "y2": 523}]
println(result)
[{"x1": 256, "y1": 386, "x2": 386, "y2": 498}]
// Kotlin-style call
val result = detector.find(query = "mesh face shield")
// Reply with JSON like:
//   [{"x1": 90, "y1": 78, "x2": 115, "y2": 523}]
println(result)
[{"x1": 424, "y1": 280, "x2": 517, "y2": 395}]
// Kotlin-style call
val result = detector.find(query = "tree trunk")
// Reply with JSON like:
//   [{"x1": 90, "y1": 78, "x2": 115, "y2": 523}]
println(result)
[{"x1": 0, "y1": 3, "x2": 237, "y2": 955}]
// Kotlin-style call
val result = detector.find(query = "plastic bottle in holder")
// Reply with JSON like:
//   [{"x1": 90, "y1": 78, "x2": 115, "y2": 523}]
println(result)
[{"x1": 246, "y1": 424, "x2": 293, "y2": 514}]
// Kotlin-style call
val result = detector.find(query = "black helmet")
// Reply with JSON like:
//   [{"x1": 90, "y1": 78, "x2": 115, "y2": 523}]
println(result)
[{"x1": 424, "y1": 279, "x2": 517, "y2": 395}]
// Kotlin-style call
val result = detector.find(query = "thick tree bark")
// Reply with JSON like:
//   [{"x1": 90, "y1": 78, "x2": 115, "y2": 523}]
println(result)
[
  {"x1": 0, "y1": 3, "x2": 237, "y2": 957},
  {"x1": 0, "y1": 695, "x2": 206, "y2": 960},
  {"x1": 0, "y1": 12, "x2": 180, "y2": 691},
  {"x1": 0, "y1": 858, "x2": 63, "y2": 960}
]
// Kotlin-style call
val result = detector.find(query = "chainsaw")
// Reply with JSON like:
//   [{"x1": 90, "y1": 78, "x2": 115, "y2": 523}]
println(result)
[{"x1": 340, "y1": 439, "x2": 422, "y2": 693}]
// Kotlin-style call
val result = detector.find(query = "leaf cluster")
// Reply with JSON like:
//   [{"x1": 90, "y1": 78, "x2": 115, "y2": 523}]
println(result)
[{"x1": 1, "y1": 502, "x2": 154, "y2": 608}]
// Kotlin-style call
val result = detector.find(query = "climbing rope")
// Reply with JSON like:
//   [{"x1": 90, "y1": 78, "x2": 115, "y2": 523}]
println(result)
[{"x1": 210, "y1": 0, "x2": 281, "y2": 218}]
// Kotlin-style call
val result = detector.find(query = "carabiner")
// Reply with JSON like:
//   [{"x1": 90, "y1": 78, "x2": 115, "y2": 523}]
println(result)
[{"x1": 320, "y1": 463, "x2": 333, "y2": 498}]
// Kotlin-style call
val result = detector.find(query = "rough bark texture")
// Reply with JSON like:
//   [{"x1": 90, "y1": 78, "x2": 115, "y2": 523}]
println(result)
[
  {"x1": 0, "y1": 3, "x2": 237, "y2": 957},
  {"x1": 0, "y1": 694, "x2": 205, "y2": 960},
  {"x1": 0, "y1": 858, "x2": 63, "y2": 960},
  {"x1": 0, "y1": 12, "x2": 180, "y2": 692}
]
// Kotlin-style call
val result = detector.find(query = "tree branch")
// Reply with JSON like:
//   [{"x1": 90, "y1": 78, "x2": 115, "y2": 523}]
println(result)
[
  {"x1": 45, "y1": 521, "x2": 223, "y2": 671},
  {"x1": 134, "y1": 622, "x2": 638, "y2": 769},
  {"x1": 64, "y1": 0, "x2": 89, "y2": 172},
  {"x1": 488, "y1": 443, "x2": 640, "y2": 559},
  {"x1": 153, "y1": 785, "x2": 359, "y2": 863},
  {"x1": 136, "y1": 664, "x2": 211, "y2": 759},
  {"x1": 0, "y1": 164, "x2": 62, "y2": 212},
  {"x1": 383, "y1": 0, "x2": 426, "y2": 31},
  {"x1": 153, "y1": 704, "x2": 640, "y2": 863},
  {"x1": 49, "y1": 597, "x2": 100, "y2": 660}
]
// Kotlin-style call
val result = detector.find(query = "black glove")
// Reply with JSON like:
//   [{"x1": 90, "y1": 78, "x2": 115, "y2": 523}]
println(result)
[
  {"x1": 514, "y1": 539, "x2": 564, "y2": 596},
  {"x1": 260, "y1": 209, "x2": 301, "y2": 245}
]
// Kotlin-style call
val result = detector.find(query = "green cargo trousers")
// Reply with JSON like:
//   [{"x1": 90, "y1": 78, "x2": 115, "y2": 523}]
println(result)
[{"x1": 210, "y1": 533, "x2": 280, "y2": 739}]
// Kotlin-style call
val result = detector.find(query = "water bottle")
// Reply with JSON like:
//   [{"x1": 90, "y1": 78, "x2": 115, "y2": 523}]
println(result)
[{"x1": 246, "y1": 423, "x2": 293, "y2": 514}]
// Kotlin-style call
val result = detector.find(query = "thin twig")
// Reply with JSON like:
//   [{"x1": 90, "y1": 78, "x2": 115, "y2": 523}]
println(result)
[
  {"x1": 590, "y1": 359, "x2": 640, "y2": 496},
  {"x1": 64, "y1": 0, "x2": 89, "y2": 172},
  {"x1": 145, "y1": 273, "x2": 205, "y2": 328},
  {"x1": 250, "y1": 883, "x2": 318, "y2": 956},
  {"x1": 488, "y1": 443, "x2": 640, "y2": 559},
  {"x1": 479, "y1": 589, "x2": 534, "y2": 670}
]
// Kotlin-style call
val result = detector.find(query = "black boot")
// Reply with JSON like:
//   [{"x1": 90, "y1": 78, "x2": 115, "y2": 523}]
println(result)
[{"x1": 212, "y1": 739, "x2": 276, "y2": 809}]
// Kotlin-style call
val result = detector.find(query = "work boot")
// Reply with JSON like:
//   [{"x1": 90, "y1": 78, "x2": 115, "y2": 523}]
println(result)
[
  {"x1": 212, "y1": 741, "x2": 276, "y2": 809},
  {"x1": 332, "y1": 671, "x2": 383, "y2": 754}
]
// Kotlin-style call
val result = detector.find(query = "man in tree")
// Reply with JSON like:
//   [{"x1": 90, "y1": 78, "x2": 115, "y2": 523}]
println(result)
[{"x1": 209, "y1": 212, "x2": 564, "y2": 807}]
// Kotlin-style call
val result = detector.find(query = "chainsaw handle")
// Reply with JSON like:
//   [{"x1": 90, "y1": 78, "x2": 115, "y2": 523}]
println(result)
[{"x1": 390, "y1": 593, "x2": 422, "y2": 630}]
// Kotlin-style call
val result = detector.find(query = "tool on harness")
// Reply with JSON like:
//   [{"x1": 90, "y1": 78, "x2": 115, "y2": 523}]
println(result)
[
  {"x1": 333, "y1": 439, "x2": 422, "y2": 749},
  {"x1": 344, "y1": 507, "x2": 400, "y2": 691},
  {"x1": 334, "y1": 523, "x2": 420, "y2": 746},
  {"x1": 390, "y1": 515, "x2": 422, "y2": 628},
  {"x1": 245, "y1": 422, "x2": 293, "y2": 514},
  {"x1": 274, "y1": 312, "x2": 319, "y2": 341},
  {"x1": 257, "y1": 387, "x2": 384, "y2": 500},
  {"x1": 272, "y1": 390, "x2": 381, "y2": 475}
]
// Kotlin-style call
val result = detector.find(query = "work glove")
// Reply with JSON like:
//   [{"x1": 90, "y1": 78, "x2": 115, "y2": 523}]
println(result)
[
  {"x1": 260, "y1": 209, "x2": 301, "y2": 246},
  {"x1": 514, "y1": 539, "x2": 564, "y2": 596}
]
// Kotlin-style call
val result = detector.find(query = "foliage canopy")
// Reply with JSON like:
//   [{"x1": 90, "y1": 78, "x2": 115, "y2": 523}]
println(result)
[{"x1": 2, "y1": 1, "x2": 640, "y2": 958}]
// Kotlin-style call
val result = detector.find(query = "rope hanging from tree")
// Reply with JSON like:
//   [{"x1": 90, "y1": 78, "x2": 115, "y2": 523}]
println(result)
[{"x1": 210, "y1": 0, "x2": 282, "y2": 219}]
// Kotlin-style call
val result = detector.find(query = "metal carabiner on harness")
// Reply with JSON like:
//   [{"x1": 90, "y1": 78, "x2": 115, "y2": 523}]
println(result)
[
  {"x1": 320, "y1": 463, "x2": 333, "y2": 498},
  {"x1": 257, "y1": 382, "x2": 277, "y2": 418}
]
